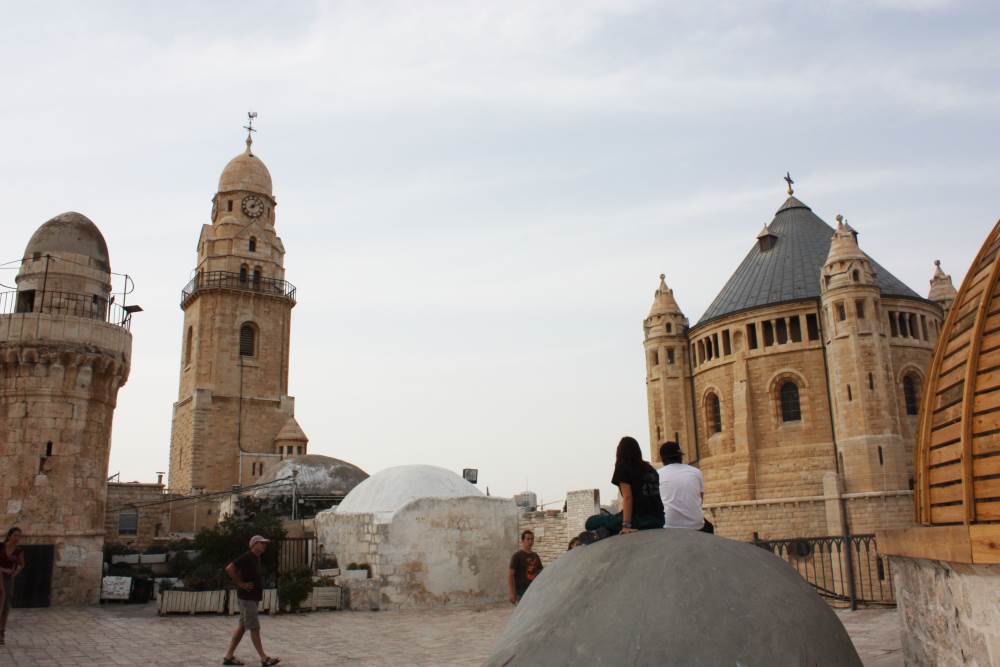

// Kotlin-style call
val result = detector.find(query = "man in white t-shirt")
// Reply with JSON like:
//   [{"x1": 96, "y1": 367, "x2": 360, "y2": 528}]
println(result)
[{"x1": 657, "y1": 442, "x2": 706, "y2": 530}]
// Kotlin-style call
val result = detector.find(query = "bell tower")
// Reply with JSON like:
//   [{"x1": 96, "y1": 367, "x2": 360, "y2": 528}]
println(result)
[{"x1": 168, "y1": 125, "x2": 306, "y2": 499}]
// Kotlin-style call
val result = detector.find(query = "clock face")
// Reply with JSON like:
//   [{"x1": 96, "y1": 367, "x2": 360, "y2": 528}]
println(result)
[{"x1": 242, "y1": 195, "x2": 265, "y2": 218}]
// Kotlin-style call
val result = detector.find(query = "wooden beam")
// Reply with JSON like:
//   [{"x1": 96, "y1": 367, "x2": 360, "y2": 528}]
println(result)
[
  {"x1": 970, "y1": 525, "x2": 1000, "y2": 564},
  {"x1": 877, "y1": 526, "x2": 972, "y2": 563}
]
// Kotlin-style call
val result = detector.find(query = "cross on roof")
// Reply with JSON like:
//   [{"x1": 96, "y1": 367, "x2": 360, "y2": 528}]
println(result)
[
  {"x1": 243, "y1": 111, "x2": 258, "y2": 142},
  {"x1": 784, "y1": 172, "x2": 794, "y2": 196}
]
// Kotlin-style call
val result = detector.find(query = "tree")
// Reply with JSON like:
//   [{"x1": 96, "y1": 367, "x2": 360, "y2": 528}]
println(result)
[{"x1": 189, "y1": 496, "x2": 287, "y2": 588}]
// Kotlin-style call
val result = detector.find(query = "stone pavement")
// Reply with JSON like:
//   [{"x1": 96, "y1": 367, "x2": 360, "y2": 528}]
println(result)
[{"x1": 2, "y1": 603, "x2": 901, "y2": 666}]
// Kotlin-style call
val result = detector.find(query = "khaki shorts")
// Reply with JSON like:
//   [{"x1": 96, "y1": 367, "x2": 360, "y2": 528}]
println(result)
[{"x1": 238, "y1": 598, "x2": 260, "y2": 631}]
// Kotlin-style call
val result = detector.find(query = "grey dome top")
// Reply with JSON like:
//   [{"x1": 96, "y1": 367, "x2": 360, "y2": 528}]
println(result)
[
  {"x1": 24, "y1": 212, "x2": 110, "y2": 273},
  {"x1": 255, "y1": 455, "x2": 368, "y2": 497},
  {"x1": 695, "y1": 196, "x2": 922, "y2": 329},
  {"x1": 485, "y1": 529, "x2": 862, "y2": 667},
  {"x1": 335, "y1": 465, "x2": 483, "y2": 522}
]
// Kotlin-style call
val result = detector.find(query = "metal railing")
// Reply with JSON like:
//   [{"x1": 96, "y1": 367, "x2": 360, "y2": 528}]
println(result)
[
  {"x1": 753, "y1": 534, "x2": 895, "y2": 607},
  {"x1": 0, "y1": 289, "x2": 134, "y2": 330},
  {"x1": 180, "y1": 271, "x2": 297, "y2": 307}
]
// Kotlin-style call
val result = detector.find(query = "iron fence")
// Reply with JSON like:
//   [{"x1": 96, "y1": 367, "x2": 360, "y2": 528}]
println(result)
[
  {"x1": 181, "y1": 271, "x2": 297, "y2": 307},
  {"x1": 275, "y1": 537, "x2": 316, "y2": 575},
  {"x1": 753, "y1": 533, "x2": 895, "y2": 607},
  {"x1": 0, "y1": 289, "x2": 133, "y2": 330}
]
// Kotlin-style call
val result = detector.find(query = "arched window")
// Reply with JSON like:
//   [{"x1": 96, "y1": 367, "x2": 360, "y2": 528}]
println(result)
[
  {"x1": 904, "y1": 374, "x2": 920, "y2": 416},
  {"x1": 239, "y1": 264, "x2": 248, "y2": 283},
  {"x1": 185, "y1": 326, "x2": 193, "y2": 365},
  {"x1": 239, "y1": 323, "x2": 256, "y2": 357},
  {"x1": 118, "y1": 507, "x2": 138, "y2": 535},
  {"x1": 706, "y1": 393, "x2": 722, "y2": 435},
  {"x1": 249, "y1": 236, "x2": 257, "y2": 252},
  {"x1": 780, "y1": 381, "x2": 801, "y2": 423},
  {"x1": 252, "y1": 267, "x2": 262, "y2": 289}
]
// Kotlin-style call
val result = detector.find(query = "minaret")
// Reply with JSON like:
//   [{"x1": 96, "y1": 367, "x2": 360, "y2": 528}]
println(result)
[
  {"x1": 169, "y1": 123, "x2": 306, "y2": 499},
  {"x1": 820, "y1": 216, "x2": 908, "y2": 493},
  {"x1": 0, "y1": 212, "x2": 133, "y2": 604},
  {"x1": 928, "y1": 260, "x2": 958, "y2": 317},
  {"x1": 643, "y1": 275, "x2": 697, "y2": 464}
]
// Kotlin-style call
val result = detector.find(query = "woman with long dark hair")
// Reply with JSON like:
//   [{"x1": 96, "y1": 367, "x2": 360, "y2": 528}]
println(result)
[
  {"x1": 0, "y1": 527, "x2": 25, "y2": 645},
  {"x1": 582, "y1": 437, "x2": 664, "y2": 540}
]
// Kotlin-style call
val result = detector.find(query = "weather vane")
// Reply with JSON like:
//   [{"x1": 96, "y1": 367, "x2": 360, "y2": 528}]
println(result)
[
  {"x1": 243, "y1": 111, "x2": 258, "y2": 142},
  {"x1": 784, "y1": 172, "x2": 794, "y2": 196}
]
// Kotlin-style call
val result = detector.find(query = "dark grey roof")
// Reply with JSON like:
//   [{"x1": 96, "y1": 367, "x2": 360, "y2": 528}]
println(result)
[{"x1": 695, "y1": 196, "x2": 922, "y2": 328}]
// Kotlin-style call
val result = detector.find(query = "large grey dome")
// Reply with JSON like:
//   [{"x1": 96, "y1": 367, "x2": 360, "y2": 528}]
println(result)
[
  {"x1": 484, "y1": 529, "x2": 862, "y2": 667},
  {"x1": 254, "y1": 455, "x2": 368, "y2": 498},
  {"x1": 24, "y1": 212, "x2": 110, "y2": 273}
]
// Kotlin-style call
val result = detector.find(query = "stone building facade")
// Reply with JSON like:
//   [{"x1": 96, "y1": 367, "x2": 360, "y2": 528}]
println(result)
[
  {"x1": 0, "y1": 212, "x2": 133, "y2": 604},
  {"x1": 104, "y1": 481, "x2": 171, "y2": 551},
  {"x1": 168, "y1": 134, "x2": 307, "y2": 512},
  {"x1": 643, "y1": 188, "x2": 958, "y2": 541}
]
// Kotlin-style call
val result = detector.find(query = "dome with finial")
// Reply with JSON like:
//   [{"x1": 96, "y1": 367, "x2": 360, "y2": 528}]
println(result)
[
  {"x1": 648, "y1": 274, "x2": 683, "y2": 317},
  {"x1": 218, "y1": 137, "x2": 273, "y2": 197}
]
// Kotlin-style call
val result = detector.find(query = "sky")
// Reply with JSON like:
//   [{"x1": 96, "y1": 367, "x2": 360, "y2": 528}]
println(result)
[{"x1": 2, "y1": 0, "x2": 999, "y2": 507}]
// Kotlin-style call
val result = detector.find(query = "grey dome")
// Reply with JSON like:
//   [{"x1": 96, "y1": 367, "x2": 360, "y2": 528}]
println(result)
[
  {"x1": 484, "y1": 529, "x2": 862, "y2": 667},
  {"x1": 24, "y1": 212, "x2": 110, "y2": 273},
  {"x1": 335, "y1": 465, "x2": 482, "y2": 522},
  {"x1": 254, "y1": 455, "x2": 368, "y2": 497},
  {"x1": 695, "y1": 196, "x2": 924, "y2": 328}
]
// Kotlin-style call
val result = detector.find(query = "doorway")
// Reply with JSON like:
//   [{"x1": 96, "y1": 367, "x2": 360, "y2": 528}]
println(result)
[{"x1": 12, "y1": 544, "x2": 54, "y2": 607}]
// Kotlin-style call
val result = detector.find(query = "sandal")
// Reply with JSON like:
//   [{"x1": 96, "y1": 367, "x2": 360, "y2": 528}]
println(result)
[
  {"x1": 262, "y1": 658, "x2": 281, "y2": 666},
  {"x1": 222, "y1": 658, "x2": 245, "y2": 665}
]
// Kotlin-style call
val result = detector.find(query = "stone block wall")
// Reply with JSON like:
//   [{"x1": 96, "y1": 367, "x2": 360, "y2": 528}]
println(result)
[
  {"x1": 104, "y1": 482, "x2": 171, "y2": 550},
  {"x1": 518, "y1": 511, "x2": 567, "y2": 565}
]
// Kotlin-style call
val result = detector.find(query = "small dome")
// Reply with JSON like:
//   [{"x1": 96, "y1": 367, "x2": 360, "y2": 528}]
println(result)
[
  {"x1": 255, "y1": 455, "x2": 368, "y2": 497},
  {"x1": 218, "y1": 139, "x2": 272, "y2": 196},
  {"x1": 24, "y1": 212, "x2": 110, "y2": 273},
  {"x1": 336, "y1": 465, "x2": 482, "y2": 522}
]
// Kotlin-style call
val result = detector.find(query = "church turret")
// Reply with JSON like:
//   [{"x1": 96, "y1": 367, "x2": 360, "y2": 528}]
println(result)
[
  {"x1": 643, "y1": 274, "x2": 696, "y2": 464},
  {"x1": 820, "y1": 216, "x2": 908, "y2": 493},
  {"x1": 928, "y1": 260, "x2": 958, "y2": 316},
  {"x1": 169, "y1": 118, "x2": 306, "y2": 508}
]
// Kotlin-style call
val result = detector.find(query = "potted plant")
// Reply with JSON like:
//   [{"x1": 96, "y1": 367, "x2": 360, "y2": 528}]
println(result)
[{"x1": 277, "y1": 566, "x2": 314, "y2": 612}]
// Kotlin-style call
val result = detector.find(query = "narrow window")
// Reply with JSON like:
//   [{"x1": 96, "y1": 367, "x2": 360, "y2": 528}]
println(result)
[
  {"x1": 889, "y1": 312, "x2": 899, "y2": 337},
  {"x1": 878, "y1": 446, "x2": 884, "y2": 466},
  {"x1": 712, "y1": 333, "x2": 720, "y2": 358},
  {"x1": 650, "y1": 349, "x2": 659, "y2": 367},
  {"x1": 747, "y1": 323, "x2": 759, "y2": 349},
  {"x1": 920, "y1": 315, "x2": 929, "y2": 341},
  {"x1": 667, "y1": 348, "x2": 675, "y2": 365},
  {"x1": 239, "y1": 265, "x2": 248, "y2": 284},
  {"x1": 239, "y1": 323, "x2": 256, "y2": 357},
  {"x1": 722, "y1": 330, "x2": 732, "y2": 356},
  {"x1": 227, "y1": 200, "x2": 233, "y2": 212},
  {"x1": 706, "y1": 393, "x2": 722, "y2": 435},
  {"x1": 185, "y1": 326, "x2": 193, "y2": 365},
  {"x1": 868, "y1": 373, "x2": 874, "y2": 391},
  {"x1": 656, "y1": 425, "x2": 662, "y2": 440},
  {"x1": 763, "y1": 321, "x2": 774, "y2": 347},
  {"x1": 45, "y1": 441, "x2": 53, "y2": 456},
  {"x1": 899, "y1": 313, "x2": 909, "y2": 337},
  {"x1": 118, "y1": 507, "x2": 139, "y2": 536},
  {"x1": 855, "y1": 299, "x2": 865, "y2": 319},
  {"x1": 779, "y1": 382, "x2": 801, "y2": 423},
  {"x1": 776, "y1": 319, "x2": 788, "y2": 344},
  {"x1": 904, "y1": 374, "x2": 920, "y2": 415},
  {"x1": 852, "y1": 270, "x2": 860, "y2": 282},
  {"x1": 706, "y1": 338, "x2": 714, "y2": 361},
  {"x1": 697, "y1": 340, "x2": 705, "y2": 364},
  {"x1": 909, "y1": 314, "x2": 918, "y2": 339},
  {"x1": 806, "y1": 314, "x2": 819, "y2": 341},
  {"x1": 249, "y1": 237, "x2": 257, "y2": 252},
  {"x1": 665, "y1": 323, "x2": 672, "y2": 334},
  {"x1": 252, "y1": 267, "x2": 262, "y2": 289},
  {"x1": 847, "y1": 385, "x2": 853, "y2": 401},
  {"x1": 790, "y1": 316, "x2": 802, "y2": 342},
  {"x1": 836, "y1": 303, "x2": 847, "y2": 321}
]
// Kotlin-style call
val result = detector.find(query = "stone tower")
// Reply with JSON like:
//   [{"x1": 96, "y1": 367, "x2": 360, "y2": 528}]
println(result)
[
  {"x1": 643, "y1": 275, "x2": 696, "y2": 463},
  {"x1": 820, "y1": 217, "x2": 908, "y2": 493},
  {"x1": 927, "y1": 259, "x2": 958, "y2": 316},
  {"x1": 168, "y1": 133, "x2": 305, "y2": 499},
  {"x1": 0, "y1": 212, "x2": 133, "y2": 604}
]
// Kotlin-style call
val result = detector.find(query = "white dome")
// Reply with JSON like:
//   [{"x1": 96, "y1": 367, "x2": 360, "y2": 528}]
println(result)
[{"x1": 336, "y1": 465, "x2": 482, "y2": 522}]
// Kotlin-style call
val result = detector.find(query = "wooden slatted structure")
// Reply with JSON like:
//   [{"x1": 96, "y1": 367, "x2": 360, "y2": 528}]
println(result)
[{"x1": 916, "y1": 218, "x2": 1000, "y2": 525}]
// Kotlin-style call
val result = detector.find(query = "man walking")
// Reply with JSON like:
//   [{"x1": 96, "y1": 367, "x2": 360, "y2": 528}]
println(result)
[
  {"x1": 508, "y1": 530, "x2": 543, "y2": 604},
  {"x1": 658, "y1": 442, "x2": 709, "y2": 531},
  {"x1": 223, "y1": 535, "x2": 280, "y2": 666}
]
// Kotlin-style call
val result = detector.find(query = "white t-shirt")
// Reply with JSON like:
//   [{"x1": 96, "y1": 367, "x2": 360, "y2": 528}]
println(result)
[{"x1": 657, "y1": 463, "x2": 705, "y2": 529}]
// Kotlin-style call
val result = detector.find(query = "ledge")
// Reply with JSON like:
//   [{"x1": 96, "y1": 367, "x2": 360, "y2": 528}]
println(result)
[{"x1": 877, "y1": 524, "x2": 1000, "y2": 565}]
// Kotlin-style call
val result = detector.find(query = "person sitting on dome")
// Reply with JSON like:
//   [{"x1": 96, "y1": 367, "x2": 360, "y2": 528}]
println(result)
[{"x1": 580, "y1": 437, "x2": 665, "y2": 543}]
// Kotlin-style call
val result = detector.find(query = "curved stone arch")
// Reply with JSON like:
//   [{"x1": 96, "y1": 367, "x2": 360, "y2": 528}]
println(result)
[
  {"x1": 766, "y1": 368, "x2": 809, "y2": 428},
  {"x1": 700, "y1": 384, "x2": 725, "y2": 439},
  {"x1": 237, "y1": 319, "x2": 261, "y2": 358},
  {"x1": 896, "y1": 364, "x2": 925, "y2": 418}
]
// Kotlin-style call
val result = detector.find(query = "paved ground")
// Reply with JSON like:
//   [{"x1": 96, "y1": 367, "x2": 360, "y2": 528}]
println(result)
[{"x1": 2, "y1": 603, "x2": 901, "y2": 666}]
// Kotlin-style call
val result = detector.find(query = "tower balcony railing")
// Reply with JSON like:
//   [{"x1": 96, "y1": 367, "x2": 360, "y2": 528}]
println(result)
[
  {"x1": 180, "y1": 270, "x2": 297, "y2": 307},
  {"x1": 0, "y1": 289, "x2": 134, "y2": 330}
]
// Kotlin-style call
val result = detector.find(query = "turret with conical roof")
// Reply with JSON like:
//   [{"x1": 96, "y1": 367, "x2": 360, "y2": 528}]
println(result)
[
  {"x1": 928, "y1": 260, "x2": 958, "y2": 316},
  {"x1": 643, "y1": 274, "x2": 696, "y2": 463}
]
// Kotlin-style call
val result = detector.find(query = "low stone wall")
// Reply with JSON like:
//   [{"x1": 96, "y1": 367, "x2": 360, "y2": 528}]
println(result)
[
  {"x1": 891, "y1": 556, "x2": 1000, "y2": 666},
  {"x1": 516, "y1": 490, "x2": 600, "y2": 566}
]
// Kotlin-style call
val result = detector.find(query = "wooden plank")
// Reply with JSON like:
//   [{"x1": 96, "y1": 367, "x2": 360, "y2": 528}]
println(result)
[
  {"x1": 929, "y1": 484, "x2": 963, "y2": 504},
  {"x1": 877, "y1": 526, "x2": 972, "y2": 563},
  {"x1": 977, "y1": 368, "x2": 1000, "y2": 393},
  {"x1": 932, "y1": 401, "x2": 964, "y2": 425},
  {"x1": 971, "y1": 412, "x2": 1000, "y2": 435},
  {"x1": 971, "y1": 524, "x2": 1000, "y2": 564},
  {"x1": 973, "y1": 388, "x2": 1000, "y2": 413},
  {"x1": 937, "y1": 364, "x2": 967, "y2": 393},
  {"x1": 929, "y1": 462, "x2": 963, "y2": 485},
  {"x1": 929, "y1": 442, "x2": 962, "y2": 466},
  {"x1": 942, "y1": 329, "x2": 972, "y2": 364},
  {"x1": 930, "y1": 504, "x2": 965, "y2": 524},
  {"x1": 978, "y1": 347, "x2": 1000, "y2": 372},
  {"x1": 974, "y1": 477, "x2": 1000, "y2": 499},
  {"x1": 930, "y1": 420, "x2": 962, "y2": 447},
  {"x1": 973, "y1": 454, "x2": 1000, "y2": 476},
  {"x1": 973, "y1": 433, "x2": 1000, "y2": 457}
]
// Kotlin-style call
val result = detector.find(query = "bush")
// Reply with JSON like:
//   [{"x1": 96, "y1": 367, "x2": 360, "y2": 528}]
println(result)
[
  {"x1": 143, "y1": 544, "x2": 169, "y2": 555},
  {"x1": 183, "y1": 563, "x2": 225, "y2": 591},
  {"x1": 170, "y1": 550, "x2": 194, "y2": 578},
  {"x1": 158, "y1": 579, "x2": 175, "y2": 593},
  {"x1": 191, "y1": 497, "x2": 286, "y2": 583},
  {"x1": 277, "y1": 566, "x2": 314, "y2": 611}
]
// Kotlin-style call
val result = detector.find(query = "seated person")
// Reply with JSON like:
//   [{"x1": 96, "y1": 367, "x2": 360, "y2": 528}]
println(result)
[
  {"x1": 582, "y1": 436, "x2": 665, "y2": 540},
  {"x1": 657, "y1": 441, "x2": 710, "y2": 532}
]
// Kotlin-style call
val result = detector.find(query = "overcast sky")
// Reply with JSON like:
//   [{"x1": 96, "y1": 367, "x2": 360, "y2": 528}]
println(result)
[{"x1": 2, "y1": 0, "x2": 998, "y2": 507}]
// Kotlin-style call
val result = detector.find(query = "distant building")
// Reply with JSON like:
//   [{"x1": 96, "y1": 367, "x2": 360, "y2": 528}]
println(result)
[
  {"x1": 643, "y1": 186, "x2": 958, "y2": 540},
  {"x1": 513, "y1": 491, "x2": 538, "y2": 512}
]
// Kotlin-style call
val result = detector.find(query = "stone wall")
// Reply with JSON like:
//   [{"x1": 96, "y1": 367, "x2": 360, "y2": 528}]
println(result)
[
  {"x1": 104, "y1": 482, "x2": 171, "y2": 550},
  {"x1": 891, "y1": 556, "x2": 1000, "y2": 666},
  {"x1": 516, "y1": 490, "x2": 600, "y2": 565}
]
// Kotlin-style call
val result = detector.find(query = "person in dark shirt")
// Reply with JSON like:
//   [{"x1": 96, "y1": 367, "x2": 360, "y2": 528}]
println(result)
[
  {"x1": 582, "y1": 436, "x2": 665, "y2": 539},
  {"x1": 222, "y1": 535, "x2": 280, "y2": 666},
  {"x1": 0, "y1": 527, "x2": 25, "y2": 646},
  {"x1": 508, "y1": 530, "x2": 543, "y2": 604}
]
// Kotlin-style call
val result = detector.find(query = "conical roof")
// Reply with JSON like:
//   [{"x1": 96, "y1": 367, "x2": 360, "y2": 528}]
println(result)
[
  {"x1": 648, "y1": 274, "x2": 683, "y2": 317},
  {"x1": 274, "y1": 416, "x2": 308, "y2": 443},
  {"x1": 695, "y1": 196, "x2": 922, "y2": 327}
]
